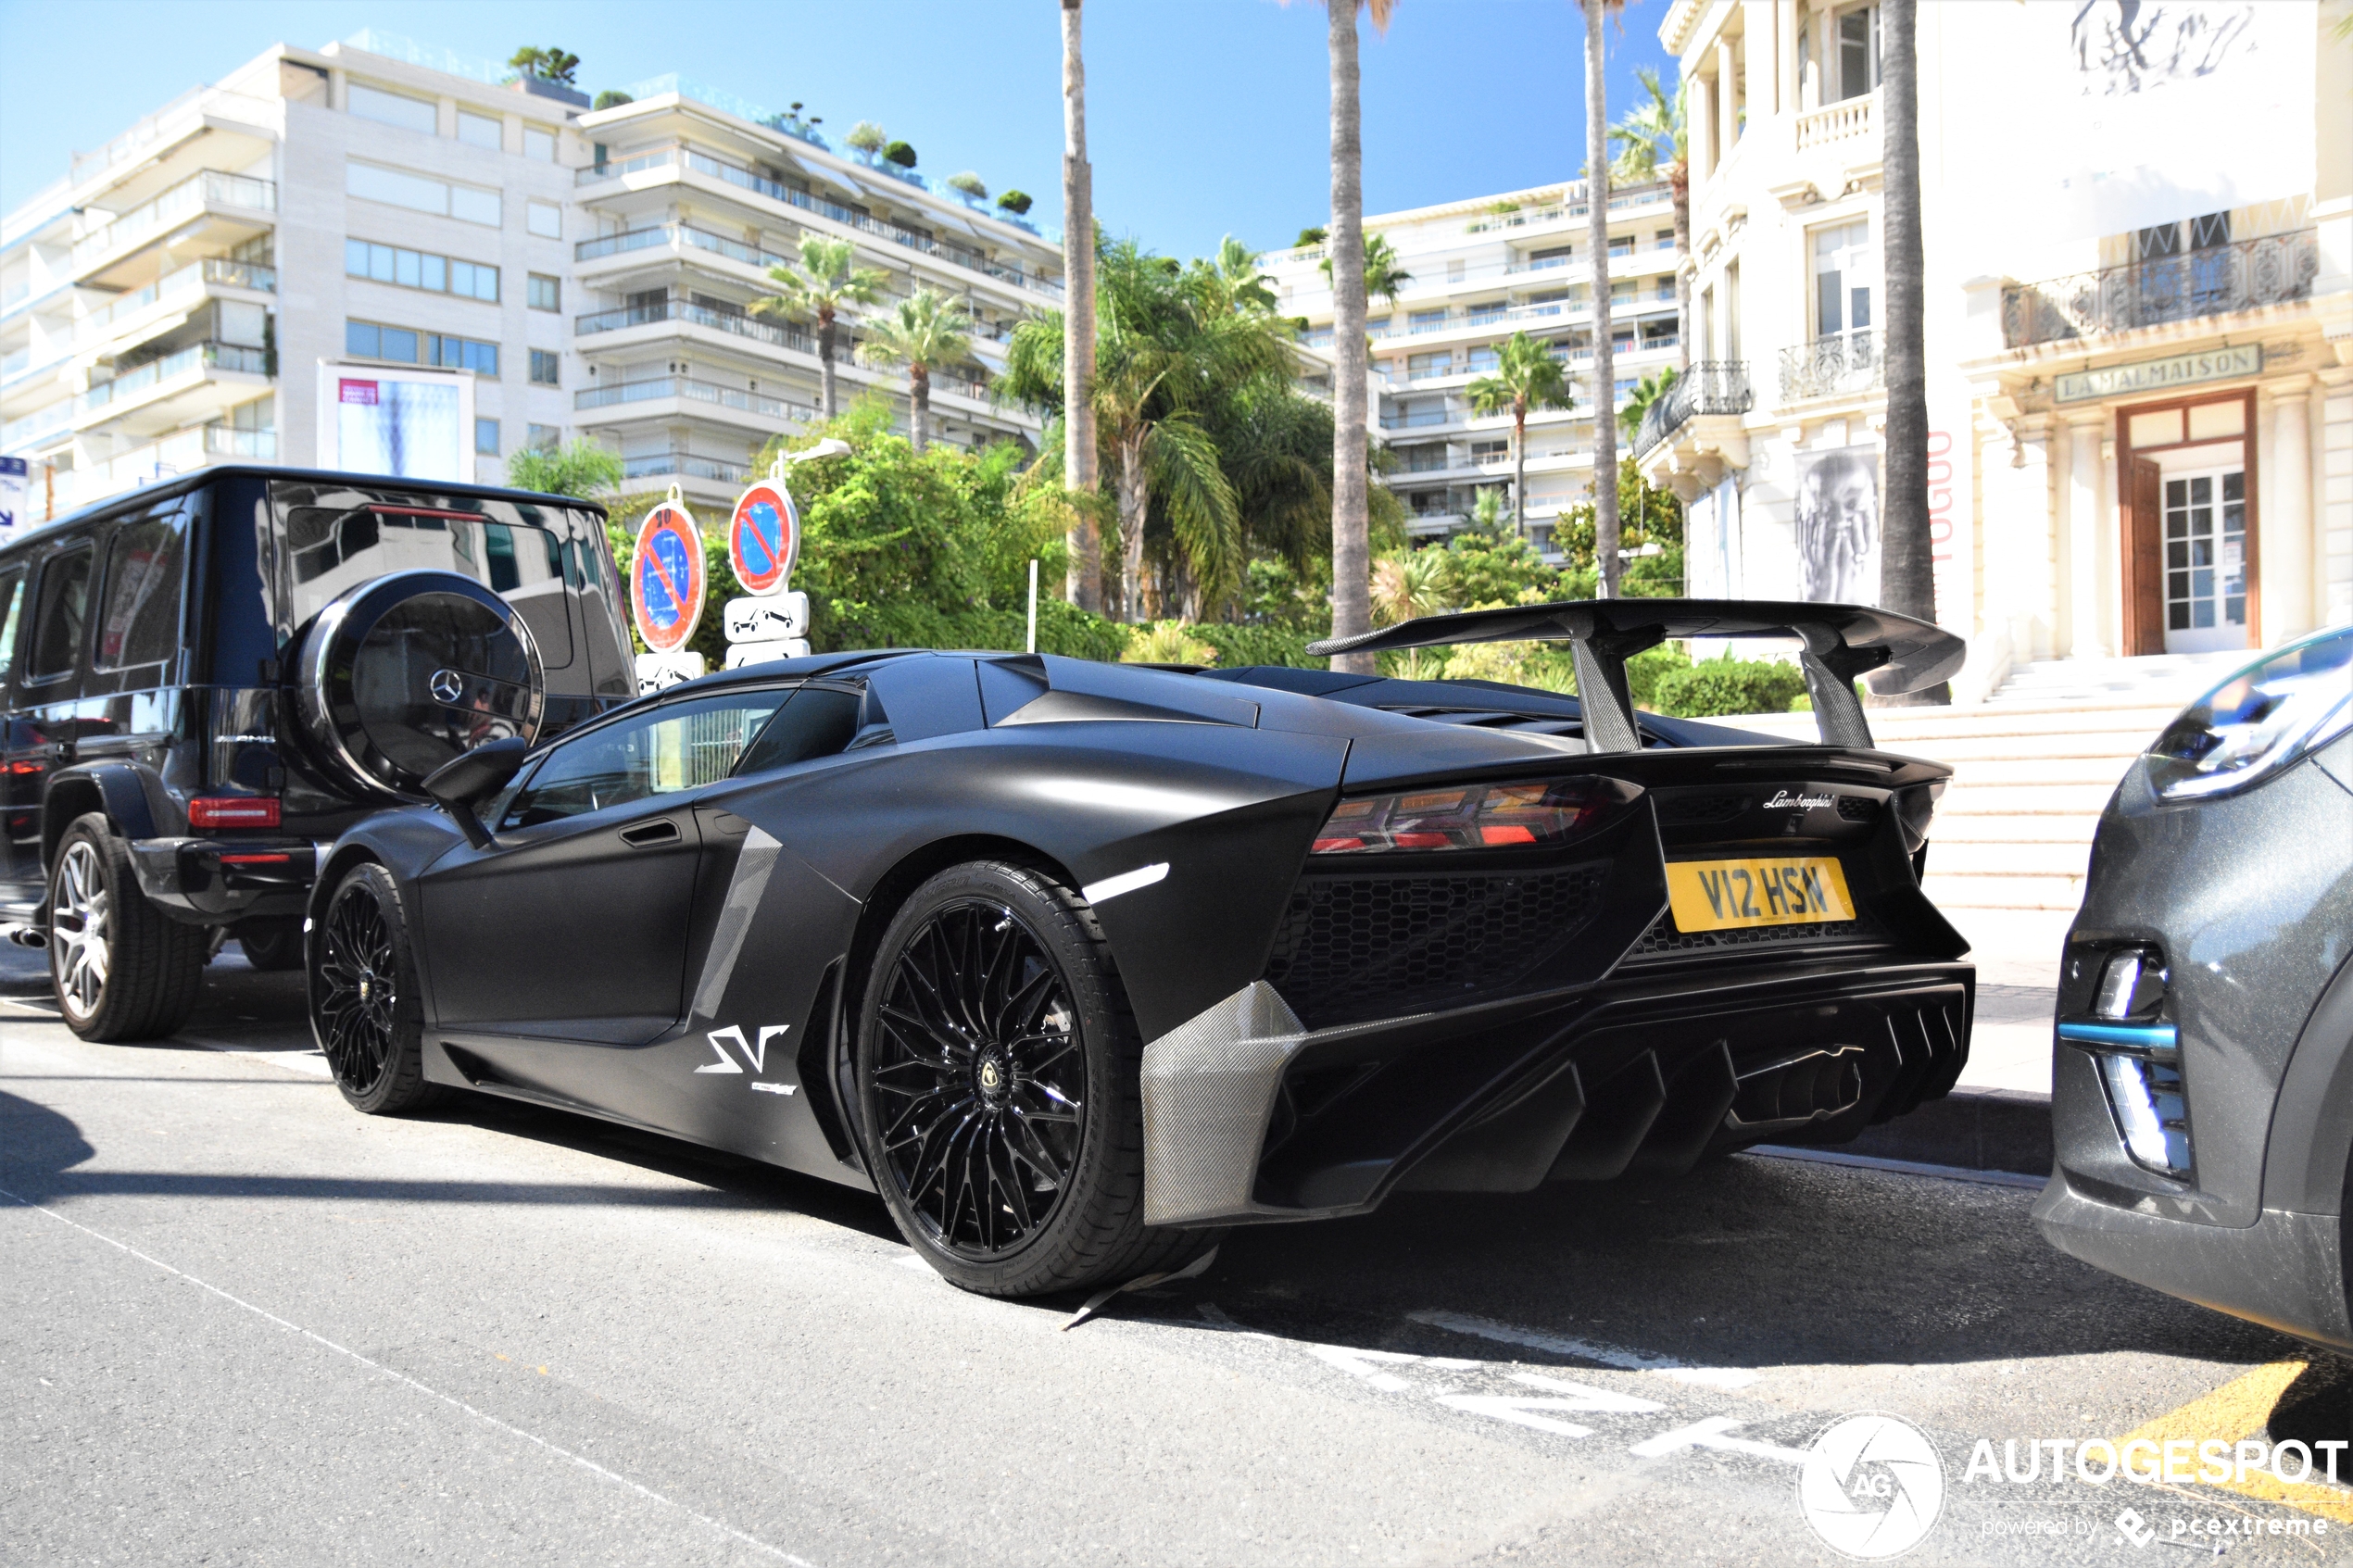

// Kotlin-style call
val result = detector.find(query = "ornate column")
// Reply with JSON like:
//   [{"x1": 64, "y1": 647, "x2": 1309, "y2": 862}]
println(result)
[
  {"x1": 2066, "y1": 412, "x2": 2108, "y2": 658},
  {"x1": 2262, "y1": 375, "x2": 2314, "y2": 646},
  {"x1": 1717, "y1": 38, "x2": 1741, "y2": 162}
]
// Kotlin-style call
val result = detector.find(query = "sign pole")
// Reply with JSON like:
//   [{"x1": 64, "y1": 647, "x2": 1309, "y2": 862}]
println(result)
[{"x1": 1026, "y1": 559, "x2": 1039, "y2": 654}]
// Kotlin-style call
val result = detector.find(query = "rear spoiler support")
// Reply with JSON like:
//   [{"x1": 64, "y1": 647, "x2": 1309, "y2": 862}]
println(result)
[{"x1": 1307, "y1": 597, "x2": 1966, "y2": 753}]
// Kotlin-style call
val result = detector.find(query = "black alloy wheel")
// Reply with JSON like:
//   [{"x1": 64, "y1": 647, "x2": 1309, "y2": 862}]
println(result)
[
  {"x1": 309, "y1": 864, "x2": 439, "y2": 1114},
  {"x1": 871, "y1": 898, "x2": 1087, "y2": 1258},
  {"x1": 857, "y1": 861, "x2": 1211, "y2": 1298}
]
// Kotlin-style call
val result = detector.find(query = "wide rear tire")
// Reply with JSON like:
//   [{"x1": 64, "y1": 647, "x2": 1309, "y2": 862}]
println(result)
[
  {"x1": 856, "y1": 860, "x2": 1210, "y2": 1298},
  {"x1": 309, "y1": 863, "x2": 442, "y2": 1115},
  {"x1": 47, "y1": 813, "x2": 205, "y2": 1042}
]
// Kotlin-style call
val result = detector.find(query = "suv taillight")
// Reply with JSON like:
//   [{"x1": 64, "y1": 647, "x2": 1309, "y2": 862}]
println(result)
[{"x1": 189, "y1": 797, "x2": 281, "y2": 829}]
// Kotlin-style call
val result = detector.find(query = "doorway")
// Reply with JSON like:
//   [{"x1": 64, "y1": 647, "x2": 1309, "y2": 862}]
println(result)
[
  {"x1": 2158, "y1": 465, "x2": 2248, "y2": 653},
  {"x1": 2116, "y1": 390, "x2": 2259, "y2": 657}
]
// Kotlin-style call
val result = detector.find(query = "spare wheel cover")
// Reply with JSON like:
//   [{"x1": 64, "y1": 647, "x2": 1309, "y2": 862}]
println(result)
[{"x1": 296, "y1": 570, "x2": 546, "y2": 799}]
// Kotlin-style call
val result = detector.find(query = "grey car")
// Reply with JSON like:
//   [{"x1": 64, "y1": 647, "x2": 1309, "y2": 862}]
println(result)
[{"x1": 2035, "y1": 626, "x2": 2353, "y2": 1348}]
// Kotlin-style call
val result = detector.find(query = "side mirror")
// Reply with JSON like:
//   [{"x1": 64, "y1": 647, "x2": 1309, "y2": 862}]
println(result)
[{"x1": 422, "y1": 736, "x2": 532, "y2": 849}]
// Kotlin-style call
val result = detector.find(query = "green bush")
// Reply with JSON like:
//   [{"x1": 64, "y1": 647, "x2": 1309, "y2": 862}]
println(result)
[
  {"x1": 1190, "y1": 621, "x2": 1324, "y2": 670},
  {"x1": 1648, "y1": 653, "x2": 1810, "y2": 719}
]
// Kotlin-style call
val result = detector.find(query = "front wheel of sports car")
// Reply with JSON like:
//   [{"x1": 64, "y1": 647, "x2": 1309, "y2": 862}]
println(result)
[
  {"x1": 309, "y1": 864, "x2": 441, "y2": 1116},
  {"x1": 857, "y1": 861, "x2": 1204, "y2": 1298}
]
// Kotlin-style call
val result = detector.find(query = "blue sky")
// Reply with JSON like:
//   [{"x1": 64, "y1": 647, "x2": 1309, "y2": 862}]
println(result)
[{"x1": 0, "y1": 0, "x2": 1679, "y2": 262}]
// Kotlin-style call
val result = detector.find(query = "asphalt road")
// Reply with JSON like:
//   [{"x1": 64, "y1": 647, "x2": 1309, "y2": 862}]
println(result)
[{"x1": 6, "y1": 960, "x2": 2350, "y2": 1567}]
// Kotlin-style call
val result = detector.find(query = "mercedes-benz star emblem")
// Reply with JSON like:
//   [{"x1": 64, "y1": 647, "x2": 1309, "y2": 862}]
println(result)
[{"x1": 429, "y1": 670, "x2": 466, "y2": 705}]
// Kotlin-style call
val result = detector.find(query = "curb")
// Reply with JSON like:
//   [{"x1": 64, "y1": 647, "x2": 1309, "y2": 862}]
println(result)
[{"x1": 1837, "y1": 1087, "x2": 2054, "y2": 1177}]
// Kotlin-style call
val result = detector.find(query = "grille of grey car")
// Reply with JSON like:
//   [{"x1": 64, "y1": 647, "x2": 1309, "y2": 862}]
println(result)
[{"x1": 1263, "y1": 862, "x2": 1610, "y2": 1026}]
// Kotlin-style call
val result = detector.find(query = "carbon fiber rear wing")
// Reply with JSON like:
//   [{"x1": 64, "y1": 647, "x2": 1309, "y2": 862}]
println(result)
[{"x1": 1306, "y1": 598, "x2": 1965, "y2": 752}]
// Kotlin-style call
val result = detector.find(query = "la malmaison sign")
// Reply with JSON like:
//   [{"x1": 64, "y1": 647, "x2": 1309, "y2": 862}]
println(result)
[{"x1": 2055, "y1": 344, "x2": 2261, "y2": 404}]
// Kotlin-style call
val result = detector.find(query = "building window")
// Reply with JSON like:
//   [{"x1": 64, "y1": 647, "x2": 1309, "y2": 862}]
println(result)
[
  {"x1": 347, "y1": 160, "x2": 499, "y2": 227},
  {"x1": 475, "y1": 418, "x2": 500, "y2": 456},
  {"x1": 1811, "y1": 219, "x2": 1874, "y2": 337},
  {"x1": 526, "y1": 423, "x2": 561, "y2": 450},
  {"x1": 527, "y1": 201, "x2": 561, "y2": 240},
  {"x1": 523, "y1": 127, "x2": 556, "y2": 162},
  {"x1": 456, "y1": 109, "x2": 501, "y2": 149},
  {"x1": 1409, "y1": 308, "x2": 1448, "y2": 331},
  {"x1": 1465, "y1": 345, "x2": 1500, "y2": 373},
  {"x1": 348, "y1": 83, "x2": 436, "y2": 135},
  {"x1": 1833, "y1": 5, "x2": 1881, "y2": 102},
  {"x1": 346, "y1": 240, "x2": 499, "y2": 302},
  {"x1": 1608, "y1": 236, "x2": 1634, "y2": 257},
  {"x1": 529, "y1": 349, "x2": 560, "y2": 386},
  {"x1": 2137, "y1": 210, "x2": 2232, "y2": 260},
  {"x1": 346, "y1": 320, "x2": 499, "y2": 376},
  {"x1": 527, "y1": 273, "x2": 560, "y2": 311}
]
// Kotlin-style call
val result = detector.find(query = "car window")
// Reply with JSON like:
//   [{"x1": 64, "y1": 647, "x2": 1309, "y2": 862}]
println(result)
[
  {"x1": 735, "y1": 686, "x2": 865, "y2": 775},
  {"x1": 26, "y1": 546, "x2": 93, "y2": 683},
  {"x1": 94, "y1": 515, "x2": 185, "y2": 671},
  {"x1": 502, "y1": 689, "x2": 794, "y2": 829},
  {"x1": 0, "y1": 570, "x2": 25, "y2": 682}
]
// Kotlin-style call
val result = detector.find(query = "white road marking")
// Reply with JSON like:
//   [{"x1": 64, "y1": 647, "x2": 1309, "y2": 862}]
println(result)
[
  {"x1": 1410, "y1": 1309, "x2": 1760, "y2": 1389},
  {"x1": 0, "y1": 1184, "x2": 817, "y2": 1564},
  {"x1": 1432, "y1": 1395, "x2": 1599, "y2": 1437},
  {"x1": 1509, "y1": 1373, "x2": 1667, "y2": 1412},
  {"x1": 1302, "y1": 1343, "x2": 1483, "y2": 1394},
  {"x1": 176, "y1": 1037, "x2": 333, "y2": 1079},
  {"x1": 1079, "y1": 862, "x2": 1169, "y2": 905},
  {"x1": 1628, "y1": 1415, "x2": 1812, "y2": 1465}
]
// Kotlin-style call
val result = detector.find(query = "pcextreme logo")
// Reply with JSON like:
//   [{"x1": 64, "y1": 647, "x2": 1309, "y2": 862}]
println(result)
[
  {"x1": 1798, "y1": 1412, "x2": 1946, "y2": 1559},
  {"x1": 695, "y1": 1024, "x2": 798, "y2": 1095}
]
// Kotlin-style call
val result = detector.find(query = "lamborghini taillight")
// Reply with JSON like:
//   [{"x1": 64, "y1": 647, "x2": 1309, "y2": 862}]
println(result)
[{"x1": 1309, "y1": 776, "x2": 1629, "y2": 854}]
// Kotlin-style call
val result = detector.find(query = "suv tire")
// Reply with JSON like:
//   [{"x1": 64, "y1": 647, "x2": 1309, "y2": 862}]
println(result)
[
  {"x1": 48, "y1": 812, "x2": 207, "y2": 1042},
  {"x1": 235, "y1": 916, "x2": 304, "y2": 972},
  {"x1": 855, "y1": 860, "x2": 1214, "y2": 1298}
]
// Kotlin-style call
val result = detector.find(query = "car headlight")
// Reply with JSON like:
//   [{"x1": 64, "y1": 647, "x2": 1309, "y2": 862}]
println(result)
[{"x1": 2144, "y1": 628, "x2": 2353, "y2": 802}]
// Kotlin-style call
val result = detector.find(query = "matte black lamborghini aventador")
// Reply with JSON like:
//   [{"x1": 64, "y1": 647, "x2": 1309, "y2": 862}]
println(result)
[{"x1": 304, "y1": 597, "x2": 1976, "y2": 1297}]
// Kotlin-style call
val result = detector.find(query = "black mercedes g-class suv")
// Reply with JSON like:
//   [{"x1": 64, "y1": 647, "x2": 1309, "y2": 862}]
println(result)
[{"x1": 0, "y1": 465, "x2": 635, "y2": 1041}]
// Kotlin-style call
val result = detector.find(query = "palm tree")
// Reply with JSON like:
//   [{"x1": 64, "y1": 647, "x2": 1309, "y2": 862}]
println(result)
[
  {"x1": 1210, "y1": 236, "x2": 1279, "y2": 314},
  {"x1": 1319, "y1": 232, "x2": 1413, "y2": 310},
  {"x1": 1326, "y1": 0, "x2": 1397, "y2": 675},
  {"x1": 1061, "y1": 0, "x2": 1103, "y2": 612},
  {"x1": 1371, "y1": 547, "x2": 1450, "y2": 626},
  {"x1": 748, "y1": 234, "x2": 887, "y2": 420},
  {"x1": 1466, "y1": 332, "x2": 1574, "y2": 542},
  {"x1": 1585, "y1": 0, "x2": 1624, "y2": 598},
  {"x1": 856, "y1": 288, "x2": 975, "y2": 454},
  {"x1": 1618, "y1": 365, "x2": 1677, "y2": 445},
  {"x1": 1878, "y1": 0, "x2": 1939, "y2": 696},
  {"x1": 1610, "y1": 68, "x2": 1690, "y2": 372}
]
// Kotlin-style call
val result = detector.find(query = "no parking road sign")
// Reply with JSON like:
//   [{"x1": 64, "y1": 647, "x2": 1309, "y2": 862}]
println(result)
[
  {"x1": 631, "y1": 497, "x2": 707, "y2": 654},
  {"x1": 728, "y1": 480, "x2": 800, "y2": 597}
]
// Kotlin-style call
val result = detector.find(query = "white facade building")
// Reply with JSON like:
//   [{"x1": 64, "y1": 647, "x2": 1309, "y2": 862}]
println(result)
[
  {"x1": 0, "y1": 31, "x2": 1059, "y2": 523},
  {"x1": 1259, "y1": 180, "x2": 1684, "y2": 558},
  {"x1": 1639, "y1": 0, "x2": 2352, "y2": 689}
]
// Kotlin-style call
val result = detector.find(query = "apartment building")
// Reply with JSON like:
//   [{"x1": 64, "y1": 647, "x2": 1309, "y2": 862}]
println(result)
[
  {"x1": 0, "y1": 31, "x2": 1059, "y2": 523},
  {"x1": 1260, "y1": 179, "x2": 1683, "y2": 558},
  {"x1": 1638, "y1": 0, "x2": 2351, "y2": 691}
]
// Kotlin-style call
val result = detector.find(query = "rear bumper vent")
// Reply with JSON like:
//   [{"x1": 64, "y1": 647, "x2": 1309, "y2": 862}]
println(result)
[
  {"x1": 1264, "y1": 862, "x2": 1609, "y2": 1026},
  {"x1": 1627, "y1": 909, "x2": 1881, "y2": 960}
]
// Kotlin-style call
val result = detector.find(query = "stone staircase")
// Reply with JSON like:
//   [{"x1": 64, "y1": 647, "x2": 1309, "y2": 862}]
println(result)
[{"x1": 1718, "y1": 652, "x2": 2248, "y2": 911}]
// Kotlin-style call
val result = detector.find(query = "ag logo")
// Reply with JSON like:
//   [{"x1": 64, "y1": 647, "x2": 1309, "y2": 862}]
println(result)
[
  {"x1": 694, "y1": 1024, "x2": 798, "y2": 1095},
  {"x1": 1797, "y1": 1412, "x2": 1944, "y2": 1558},
  {"x1": 430, "y1": 669, "x2": 467, "y2": 705}
]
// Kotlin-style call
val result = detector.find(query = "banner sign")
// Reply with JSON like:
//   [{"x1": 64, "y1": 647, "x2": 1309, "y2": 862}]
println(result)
[
  {"x1": 630, "y1": 500, "x2": 707, "y2": 654},
  {"x1": 727, "y1": 480, "x2": 799, "y2": 597},
  {"x1": 2054, "y1": 345, "x2": 2262, "y2": 404}
]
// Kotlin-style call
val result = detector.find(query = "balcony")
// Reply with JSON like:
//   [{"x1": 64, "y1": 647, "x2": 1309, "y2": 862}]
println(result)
[
  {"x1": 577, "y1": 223, "x2": 792, "y2": 272},
  {"x1": 577, "y1": 375, "x2": 815, "y2": 425},
  {"x1": 623, "y1": 452, "x2": 752, "y2": 484},
  {"x1": 1999, "y1": 231, "x2": 2320, "y2": 349},
  {"x1": 1379, "y1": 405, "x2": 1453, "y2": 431},
  {"x1": 1, "y1": 400, "x2": 73, "y2": 454},
  {"x1": 71, "y1": 171, "x2": 275, "y2": 275},
  {"x1": 1777, "y1": 330, "x2": 1880, "y2": 404},
  {"x1": 1794, "y1": 94, "x2": 1874, "y2": 153},
  {"x1": 74, "y1": 342, "x2": 270, "y2": 428},
  {"x1": 1632, "y1": 361, "x2": 1752, "y2": 459},
  {"x1": 577, "y1": 299, "x2": 820, "y2": 358},
  {"x1": 76, "y1": 257, "x2": 276, "y2": 348},
  {"x1": 577, "y1": 145, "x2": 1060, "y2": 298},
  {"x1": 54, "y1": 421, "x2": 275, "y2": 511}
]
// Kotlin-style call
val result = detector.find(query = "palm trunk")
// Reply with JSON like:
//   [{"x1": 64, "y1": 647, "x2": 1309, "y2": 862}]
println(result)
[
  {"x1": 817, "y1": 307, "x2": 839, "y2": 420},
  {"x1": 909, "y1": 365, "x2": 930, "y2": 453},
  {"x1": 1670, "y1": 167, "x2": 1691, "y2": 373},
  {"x1": 1512, "y1": 405, "x2": 1529, "y2": 541},
  {"x1": 1586, "y1": 0, "x2": 1620, "y2": 599},
  {"x1": 1061, "y1": 0, "x2": 1103, "y2": 613},
  {"x1": 1117, "y1": 432, "x2": 1149, "y2": 622},
  {"x1": 1326, "y1": 1, "x2": 1375, "y2": 675},
  {"x1": 1877, "y1": 0, "x2": 1941, "y2": 700}
]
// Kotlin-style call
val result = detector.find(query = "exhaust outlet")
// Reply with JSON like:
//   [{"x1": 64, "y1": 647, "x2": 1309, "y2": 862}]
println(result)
[{"x1": 4, "y1": 923, "x2": 47, "y2": 950}]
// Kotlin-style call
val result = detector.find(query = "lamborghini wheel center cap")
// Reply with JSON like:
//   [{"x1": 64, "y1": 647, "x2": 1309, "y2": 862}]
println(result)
[{"x1": 976, "y1": 1050, "x2": 1009, "y2": 1105}]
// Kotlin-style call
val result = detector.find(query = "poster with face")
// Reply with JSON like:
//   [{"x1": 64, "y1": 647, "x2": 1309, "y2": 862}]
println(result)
[{"x1": 1795, "y1": 445, "x2": 1880, "y2": 606}]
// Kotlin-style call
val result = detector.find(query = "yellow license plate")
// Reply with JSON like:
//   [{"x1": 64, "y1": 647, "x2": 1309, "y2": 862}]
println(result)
[{"x1": 1665, "y1": 857, "x2": 1855, "y2": 931}]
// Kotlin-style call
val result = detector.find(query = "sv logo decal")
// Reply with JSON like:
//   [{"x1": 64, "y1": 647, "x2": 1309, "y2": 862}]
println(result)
[{"x1": 695, "y1": 1024, "x2": 796, "y2": 1093}]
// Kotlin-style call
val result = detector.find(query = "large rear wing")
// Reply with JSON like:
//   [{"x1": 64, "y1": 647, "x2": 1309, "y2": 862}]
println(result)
[{"x1": 1307, "y1": 597, "x2": 1965, "y2": 752}]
